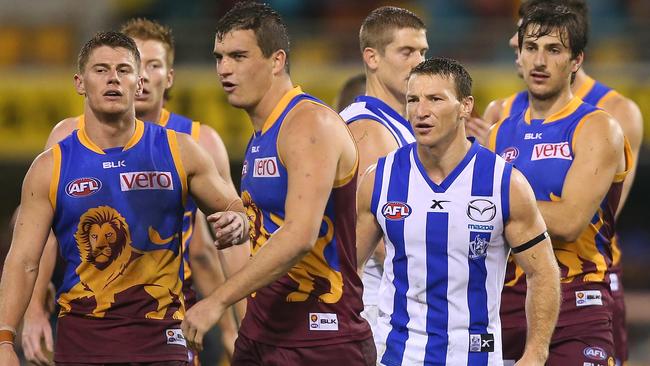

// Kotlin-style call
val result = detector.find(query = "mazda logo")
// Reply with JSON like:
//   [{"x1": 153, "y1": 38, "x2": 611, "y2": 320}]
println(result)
[{"x1": 467, "y1": 199, "x2": 496, "y2": 222}]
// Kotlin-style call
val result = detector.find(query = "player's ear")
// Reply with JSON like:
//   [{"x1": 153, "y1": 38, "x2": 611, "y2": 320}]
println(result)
[
  {"x1": 73, "y1": 74, "x2": 85, "y2": 96},
  {"x1": 135, "y1": 75, "x2": 144, "y2": 97},
  {"x1": 460, "y1": 96, "x2": 474, "y2": 121},
  {"x1": 271, "y1": 49, "x2": 287, "y2": 75},
  {"x1": 571, "y1": 51, "x2": 584, "y2": 73},
  {"x1": 363, "y1": 47, "x2": 379, "y2": 71},
  {"x1": 166, "y1": 68, "x2": 175, "y2": 89}
]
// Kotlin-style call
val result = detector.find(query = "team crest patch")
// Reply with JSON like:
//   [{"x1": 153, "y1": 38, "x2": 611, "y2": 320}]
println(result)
[
  {"x1": 469, "y1": 333, "x2": 494, "y2": 352},
  {"x1": 382, "y1": 201, "x2": 411, "y2": 220},
  {"x1": 469, "y1": 231, "x2": 491, "y2": 259}
]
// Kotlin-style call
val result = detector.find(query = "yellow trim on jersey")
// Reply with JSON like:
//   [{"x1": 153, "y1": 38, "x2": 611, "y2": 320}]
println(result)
[
  {"x1": 524, "y1": 96, "x2": 582, "y2": 124},
  {"x1": 614, "y1": 137, "x2": 633, "y2": 183},
  {"x1": 596, "y1": 90, "x2": 619, "y2": 108},
  {"x1": 123, "y1": 119, "x2": 145, "y2": 151},
  {"x1": 261, "y1": 86, "x2": 303, "y2": 134},
  {"x1": 167, "y1": 129, "x2": 188, "y2": 207},
  {"x1": 501, "y1": 93, "x2": 518, "y2": 118},
  {"x1": 574, "y1": 75, "x2": 596, "y2": 100},
  {"x1": 76, "y1": 114, "x2": 84, "y2": 129},
  {"x1": 49, "y1": 144, "x2": 62, "y2": 210},
  {"x1": 159, "y1": 108, "x2": 171, "y2": 127},
  {"x1": 78, "y1": 125, "x2": 106, "y2": 155},
  {"x1": 191, "y1": 121, "x2": 201, "y2": 142},
  {"x1": 182, "y1": 211, "x2": 194, "y2": 279},
  {"x1": 487, "y1": 117, "x2": 507, "y2": 152}
]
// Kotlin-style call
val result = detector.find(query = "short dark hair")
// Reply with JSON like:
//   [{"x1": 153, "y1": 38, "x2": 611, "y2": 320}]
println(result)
[
  {"x1": 360, "y1": 6, "x2": 425, "y2": 54},
  {"x1": 121, "y1": 18, "x2": 175, "y2": 67},
  {"x1": 518, "y1": 3, "x2": 587, "y2": 59},
  {"x1": 518, "y1": 0, "x2": 589, "y2": 49},
  {"x1": 409, "y1": 58, "x2": 472, "y2": 100},
  {"x1": 77, "y1": 31, "x2": 141, "y2": 73},
  {"x1": 216, "y1": 1, "x2": 290, "y2": 73}
]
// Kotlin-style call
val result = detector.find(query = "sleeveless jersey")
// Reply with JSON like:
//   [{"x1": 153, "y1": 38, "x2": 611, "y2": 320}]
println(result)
[
  {"x1": 340, "y1": 95, "x2": 415, "y2": 308},
  {"x1": 79, "y1": 110, "x2": 202, "y2": 307},
  {"x1": 373, "y1": 140, "x2": 511, "y2": 366},
  {"x1": 50, "y1": 121, "x2": 189, "y2": 363},
  {"x1": 489, "y1": 97, "x2": 631, "y2": 327},
  {"x1": 239, "y1": 86, "x2": 371, "y2": 347}
]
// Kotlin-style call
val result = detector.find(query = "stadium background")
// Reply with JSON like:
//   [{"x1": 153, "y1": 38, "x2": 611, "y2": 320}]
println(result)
[{"x1": 0, "y1": 0, "x2": 648, "y2": 364}]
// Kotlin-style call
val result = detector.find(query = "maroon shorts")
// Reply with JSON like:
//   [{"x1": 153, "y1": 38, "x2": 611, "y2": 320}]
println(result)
[
  {"x1": 232, "y1": 333, "x2": 376, "y2": 366},
  {"x1": 56, "y1": 362, "x2": 189, "y2": 366},
  {"x1": 502, "y1": 318, "x2": 614, "y2": 365}
]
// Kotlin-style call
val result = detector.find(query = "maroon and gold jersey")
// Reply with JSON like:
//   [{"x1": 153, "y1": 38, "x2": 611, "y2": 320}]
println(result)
[
  {"x1": 239, "y1": 87, "x2": 371, "y2": 347},
  {"x1": 490, "y1": 97, "x2": 633, "y2": 327}
]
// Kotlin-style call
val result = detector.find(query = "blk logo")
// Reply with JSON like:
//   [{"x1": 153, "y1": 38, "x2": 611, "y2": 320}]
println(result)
[
  {"x1": 102, "y1": 160, "x2": 126, "y2": 169},
  {"x1": 524, "y1": 132, "x2": 543, "y2": 140},
  {"x1": 430, "y1": 199, "x2": 450, "y2": 210}
]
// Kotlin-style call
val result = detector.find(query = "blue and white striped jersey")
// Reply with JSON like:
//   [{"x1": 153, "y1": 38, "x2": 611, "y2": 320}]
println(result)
[
  {"x1": 340, "y1": 95, "x2": 415, "y2": 308},
  {"x1": 372, "y1": 140, "x2": 512, "y2": 366}
]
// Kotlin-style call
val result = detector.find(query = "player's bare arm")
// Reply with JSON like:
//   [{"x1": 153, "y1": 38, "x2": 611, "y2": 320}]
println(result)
[
  {"x1": 21, "y1": 231, "x2": 56, "y2": 366},
  {"x1": 175, "y1": 132, "x2": 247, "y2": 247},
  {"x1": 349, "y1": 121, "x2": 396, "y2": 270},
  {"x1": 181, "y1": 102, "x2": 351, "y2": 350},
  {"x1": 355, "y1": 165, "x2": 383, "y2": 274},
  {"x1": 21, "y1": 116, "x2": 79, "y2": 365},
  {"x1": 505, "y1": 168, "x2": 560, "y2": 365},
  {"x1": 600, "y1": 95, "x2": 643, "y2": 215},
  {"x1": 537, "y1": 112, "x2": 626, "y2": 242},
  {"x1": 199, "y1": 124, "x2": 234, "y2": 185},
  {"x1": 0, "y1": 150, "x2": 56, "y2": 365},
  {"x1": 349, "y1": 120, "x2": 398, "y2": 177}
]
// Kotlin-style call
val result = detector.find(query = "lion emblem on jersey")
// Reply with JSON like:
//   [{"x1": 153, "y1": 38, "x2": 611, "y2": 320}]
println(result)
[
  {"x1": 58, "y1": 206, "x2": 184, "y2": 319},
  {"x1": 242, "y1": 191, "x2": 343, "y2": 303},
  {"x1": 242, "y1": 191, "x2": 272, "y2": 254}
]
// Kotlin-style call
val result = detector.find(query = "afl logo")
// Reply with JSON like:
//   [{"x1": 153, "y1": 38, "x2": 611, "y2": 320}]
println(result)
[
  {"x1": 500, "y1": 147, "x2": 519, "y2": 162},
  {"x1": 382, "y1": 201, "x2": 412, "y2": 220},
  {"x1": 66, "y1": 177, "x2": 102, "y2": 198}
]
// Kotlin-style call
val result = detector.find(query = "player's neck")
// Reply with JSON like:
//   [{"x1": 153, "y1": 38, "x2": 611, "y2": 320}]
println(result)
[
  {"x1": 83, "y1": 107, "x2": 138, "y2": 149},
  {"x1": 416, "y1": 127, "x2": 471, "y2": 185},
  {"x1": 365, "y1": 77, "x2": 406, "y2": 117},
  {"x1": 528, "y1": 87, "x2": 574, "y2": 120},
  {"x1": 248, "y1": 77, "x2": 294, "y2": 132}
]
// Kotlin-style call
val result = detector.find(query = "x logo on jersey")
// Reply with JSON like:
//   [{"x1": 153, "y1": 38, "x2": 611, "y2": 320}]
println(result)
[{"x1": 431, "y1": 199, "x2": 450, "y2": 210}]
